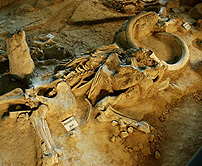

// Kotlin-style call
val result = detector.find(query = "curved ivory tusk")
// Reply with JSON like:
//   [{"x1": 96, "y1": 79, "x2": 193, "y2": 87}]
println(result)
[
  {"x1": 149, "y1": 32, "x2": 189, "y2": 71},
  {"x1": 124, "y1": 12, "x2": 189, "y2": 71},
  {"x1": 126, "y1": 12, "x2": 159, "y2": 48}
]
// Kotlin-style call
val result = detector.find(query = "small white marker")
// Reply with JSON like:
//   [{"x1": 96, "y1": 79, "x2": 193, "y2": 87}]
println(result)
[
  {"x1": 172, "y1": 8, "x2": 180, "y2": 13},
  {"x1": 62, "y1": 116, "x2": 79, "y2": 132},
  {"x1": 46, "y1": 33, "x2": 54, "y2": 39},
  {"x1": 183, "y1": 22, "x2": 191, "y2": 30}
]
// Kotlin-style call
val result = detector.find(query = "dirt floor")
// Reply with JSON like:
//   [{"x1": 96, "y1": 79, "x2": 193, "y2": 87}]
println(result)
[{"x1": 0, "y1": 0, "x2": 202, "y2": 166}]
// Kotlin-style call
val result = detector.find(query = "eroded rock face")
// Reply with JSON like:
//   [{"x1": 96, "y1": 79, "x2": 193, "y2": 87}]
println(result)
[{"x1": 6, "y1": 29, "x2": 34, "y2": 78}]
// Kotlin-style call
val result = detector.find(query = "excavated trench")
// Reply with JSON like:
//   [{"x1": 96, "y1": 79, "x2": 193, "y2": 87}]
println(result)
[{"x1": 0, "y1": 1, "x2": 202, "y2": 166}]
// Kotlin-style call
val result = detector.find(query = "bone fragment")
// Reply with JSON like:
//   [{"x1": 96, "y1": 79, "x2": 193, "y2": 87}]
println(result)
[{"x1": 0, "y1": 88, "x2": 25, "y2": 108}]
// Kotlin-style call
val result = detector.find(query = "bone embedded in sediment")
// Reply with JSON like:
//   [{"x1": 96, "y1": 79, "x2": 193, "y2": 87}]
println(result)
[
  {"x1": 28, "y1": 82, "x2": 78, "y2": 164},
  {"x1": 111, "y1": 66, "x2": 144, "y2": 91},
  {"x1": 96, "y1": 105, "x2": 127, "y2": 122},
  {"x1": 137, "y1": 121, "x2": 150, "y2": 134},
  {"x1": 156, "y1": 78, "x2": 170, "y2": 91},
  {"x1": 30, "y1": 105, "x2": 59, "y2": 165},
  {"x1": 9, "y1": 110, "x2": 31, "y2": 119},
  {"x1": 94, "y1": 44, "x2": 120, "y2": 55},
  {"x1": 30, "y1": 105, "x2": 53, "y2": 150},
  {"x1": 38, "y1": 82, "x2": 76, "y2": 121},
  {"x1": 0, "y1": 88, "x2": 23, "y2": 100},
  {"x1": 30, "y1": 37, "x2": 54, "y2": 47},
  {"x1": 88, "y1": 65, "x2": 114, "y2": 105},
  {"x1": 0, "y1": 88, "x2": 25, "y2": 108},
  {"x1": 54, "y1": 70, "x2": 69, "y2": 79},
  {"x1": 88, "y1": 53, "x2": 121, "y2": 104},
  {"x1": 6, "y1": 29, "x2": 34, "y2": 78},
  {"x1": 64, "y1": 71, "x2": 80, "y2": 86}
]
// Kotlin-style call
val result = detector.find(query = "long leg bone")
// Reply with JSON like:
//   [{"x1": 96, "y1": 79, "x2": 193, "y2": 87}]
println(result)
[
  {"x1": 27, "y1": 81, "x2": 77, "y2": 165},
  {"x1": 30, "y1": 105, "x2": 59, "y2": 166}
]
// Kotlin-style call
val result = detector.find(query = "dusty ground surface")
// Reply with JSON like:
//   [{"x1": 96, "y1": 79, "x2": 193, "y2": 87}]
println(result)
[{"x1": 0, "y1": 0, "x2": 202, "y2": 166}]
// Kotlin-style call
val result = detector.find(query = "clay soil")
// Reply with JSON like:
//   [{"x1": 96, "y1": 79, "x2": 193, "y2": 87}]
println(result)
[{"x1": 0, "y1": 0, "x2": 202, "y2": 166}]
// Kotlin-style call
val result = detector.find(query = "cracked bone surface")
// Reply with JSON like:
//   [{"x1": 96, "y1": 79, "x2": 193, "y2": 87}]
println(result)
[{"x1": 6, "y1": 29, "x2": 34, "y2": 78}]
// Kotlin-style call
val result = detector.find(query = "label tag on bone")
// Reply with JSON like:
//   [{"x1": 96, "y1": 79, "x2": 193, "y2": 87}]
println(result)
[
  {"x1": 183, "y1": 22, "x2": 191, "y2": 30},
  {"x1": 46, "y1": 33, "x2": 54, "y2": 39},
  {"x1": 62, "y1": 117, "x2": 79, "y2": 132},
  {"x1": 172, "y1": 8, "x2": 180, "y2": 13}
]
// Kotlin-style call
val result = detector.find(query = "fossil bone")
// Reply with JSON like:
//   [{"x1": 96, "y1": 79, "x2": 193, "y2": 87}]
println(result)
[
  {"x1": 6, "y1": 29, "x2": 34, "y2": 78},
  {"x1": 114, "y1": 11, "x2": 189, "y2": 71},
  {"x1": 31, "y1": 81, "x2": 77, "y2": 122},
  {"x1": 28, "y1": 81, "x2": 78, "y2": 165},
  {"x1": 30, "y1": 104, "x2": 59, "y2": 166},
  {"x1": 54, "y1": 44, "x2": 121, "y2": 97},
  {"x1": 0, "y1": 88, "x2": 25, "y2": 110},
  {"x1": 94, "y1": 56, "x2": 169, "y2": 113}
]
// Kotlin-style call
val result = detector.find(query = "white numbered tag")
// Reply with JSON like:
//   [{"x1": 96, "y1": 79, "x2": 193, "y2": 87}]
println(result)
[
  {"x1": 46, "y1": 33, "x2": 54, "y2": 39},
  {"x1": 183, "y1": 22, "x2": 191, "y2": 30},
  {"x1": 62, "y1": 117, "x2": 79, "y2": 132}
]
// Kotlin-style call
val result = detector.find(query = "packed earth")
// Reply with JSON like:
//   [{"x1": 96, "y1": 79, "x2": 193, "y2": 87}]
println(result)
[{"x1": 0, "y1": 0, "x2": 202, "y2": 166}]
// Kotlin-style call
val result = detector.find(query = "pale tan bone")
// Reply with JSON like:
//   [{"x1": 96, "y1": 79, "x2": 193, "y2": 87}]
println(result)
[
  {"x1": 30, "y1": 105, "x2": 59, "y2": 166},
  {"x1": 58, "y1": 55, "x2": 102, "y2": 89},
  {"x1": 26, "y1": 79, "x2": 62, "y2": 97},
  {"x1": 9, "y1": 110, "x2": 31, "y2": 119},
  {"x1": 94, "y1": 61, "x2": 169, "y2": 110},
  {"x1": 95, "y1": 74, "x2": 170, "y2": 112},
  {"x1": 96, "y1": 105, "x2": 138, "y2": 122},
  {"x1": 25, "y1": 79, "x2": 63, "y2": 108},
  {"x1": 114, "y1": 11, "x2": 189, "y2": 71},
  {"x1": 150, "y1": 32, "x2": 189, "y2": 71},
  {"x1": 28, "y1": 81, "x2": 77, "y2": 165},
  {"x1": 55, "y1": 45, "x2": 120, "y2": 97},
  {"x1": 96, "y1": 106, "x2": 152, "y2": 134},
  {"x1": 81, "y1": 98, "x2": 93, "y2": 126},
  {"x1": 126, "y1": 12, "x2": 189, "y2": 71},
  {"x1": 32, "y1": 81, "x2": 77, "y2": 121},
  {"x1": 88, "y1": 53, "x2": 121, "y2": 105},
  {"x1": 30, "y1": 38, "x2": 54, "y2": 48},
  {"x1": 88, "y1": 48, "x2": 169, "y2": 106},
  {"x1": 0, "y1": 88, "x2": 25, "y2": 109}
]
